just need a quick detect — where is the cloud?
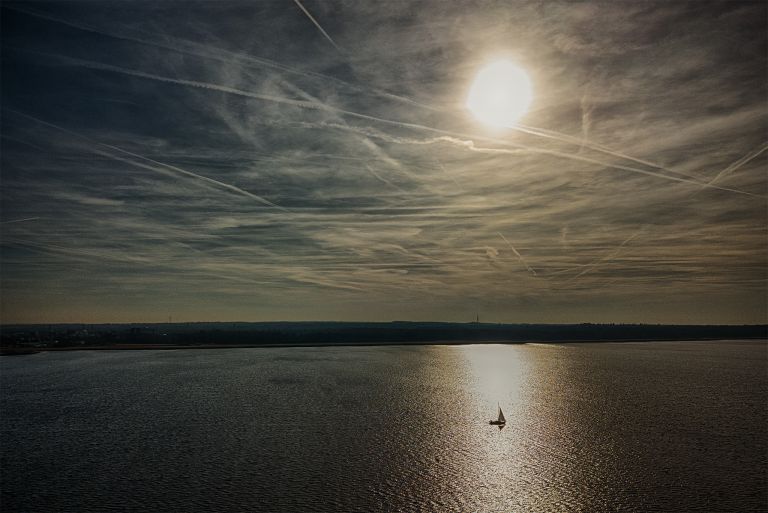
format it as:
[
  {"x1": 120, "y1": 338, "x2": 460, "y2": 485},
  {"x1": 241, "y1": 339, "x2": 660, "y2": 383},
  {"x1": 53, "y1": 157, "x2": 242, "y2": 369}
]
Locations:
[{"x1": 1, "y1": 0, "x2": 765, "y2": 324}]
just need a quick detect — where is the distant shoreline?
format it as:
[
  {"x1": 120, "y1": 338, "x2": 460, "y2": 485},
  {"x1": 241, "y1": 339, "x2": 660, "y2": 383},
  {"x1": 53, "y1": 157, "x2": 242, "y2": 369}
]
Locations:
[
  {"x1": 2, "y1": 337, "x2": 765, "y2": 356},
  {"x1": 3, "y1": 322, "x2": 764, "y2": 356}
]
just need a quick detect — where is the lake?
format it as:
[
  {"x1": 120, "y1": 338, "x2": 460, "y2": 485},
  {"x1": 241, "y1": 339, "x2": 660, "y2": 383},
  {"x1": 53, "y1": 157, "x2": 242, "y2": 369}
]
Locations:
[{"x1": 1, "y1": 341, "x2": 765, "y2": 512}]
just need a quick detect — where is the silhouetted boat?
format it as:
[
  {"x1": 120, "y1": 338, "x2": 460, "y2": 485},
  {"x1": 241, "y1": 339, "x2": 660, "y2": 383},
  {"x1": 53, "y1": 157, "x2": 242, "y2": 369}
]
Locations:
[{"x1": 489, "y1": 405, "x2": 506, "y2": 426}]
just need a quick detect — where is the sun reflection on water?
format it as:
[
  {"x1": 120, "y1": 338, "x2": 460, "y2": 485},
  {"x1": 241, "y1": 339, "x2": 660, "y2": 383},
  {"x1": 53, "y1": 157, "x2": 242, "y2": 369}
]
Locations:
[
  {"x1": 456, "y1": 343, "x2": 535, "y2": 511},
  {"x1": 460, "y1": 344, "x2": 531, "y2": 423}
]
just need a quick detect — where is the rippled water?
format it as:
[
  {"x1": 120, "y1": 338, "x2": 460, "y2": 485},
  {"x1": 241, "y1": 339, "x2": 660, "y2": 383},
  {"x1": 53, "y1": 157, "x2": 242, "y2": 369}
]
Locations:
[{"x1": 1, "y1": 341, "x2": 766, "y2": 512}]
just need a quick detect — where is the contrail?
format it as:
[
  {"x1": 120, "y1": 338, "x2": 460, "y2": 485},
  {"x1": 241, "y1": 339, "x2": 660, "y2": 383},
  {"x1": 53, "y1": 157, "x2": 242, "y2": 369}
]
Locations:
[
  {"x1": 706, "y1": 142, "x2": 768, "y2": 186},
  {"x1": 365, "y1": 164, "x2": 407, "y2": 193},
  {"x1": 579, "y1": 92, "x2": 593, "y2": 153},
  {"x1": 1, "y1": 133, "x2": 48, "y2": 151},
  {"x1": 436, "y1": 159, "x2": 460, "y2": 187},
  {"x1": 7, "y1": 110, "x2": 290, "y2": 212},
  {"x1": 358, "y1": 137, "x2": 406, "y2": 172},
  {"x1": 5, "y1": 238, "x2": 148, "y2": 264},
  {"x1": 317, "y1": 121, "x2": 762, "y2": 197},
  {"x1": 8, "y1": 2, "x2": 758, "y2": 192},
  {"x1": 95, "y1": 147, "x2": 290, "y2": 211},
  {"x1": 513, "y1": 123, "x2": 708, "y2": 185},
  {"x1": 16, "y1": 51, "x2": 764, "y2": 197},
  {"x1": 303, "y1": 121, "x2": 762, "y2": 197},
  {"x1": 0, "y1": 217, "x2": 40, "y2": 224},
  {"x1": 280, "y1": 79, "x2": 414, "y2": 182},
  {"x1": 6, "y1": 4, "x2": 437, "y2": 111},
  {"x1": 8, "y1": 238, "x2": 283, "y2": 286},
  {"x1": 568, "y1": 230, "x2": 643, "y2": 281},
  {"x1": 497, "y1": 232, "x2": 537, "y2": 276},
  {"x1": 292, "y1": 0, "x2": 341, "y2": 52}
]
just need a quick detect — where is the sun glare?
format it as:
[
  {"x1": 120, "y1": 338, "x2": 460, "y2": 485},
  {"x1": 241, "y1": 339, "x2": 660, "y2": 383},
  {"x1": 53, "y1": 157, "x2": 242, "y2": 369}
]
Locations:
[{"x1": 467, "y1": 59, "x2": 532, "y2": 128}]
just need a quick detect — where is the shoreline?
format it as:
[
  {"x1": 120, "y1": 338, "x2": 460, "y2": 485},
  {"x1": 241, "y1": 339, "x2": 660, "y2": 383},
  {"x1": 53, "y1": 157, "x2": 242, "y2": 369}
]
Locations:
[{"x1": 2, "y1": 337, "x2": 765, "y2": 356}]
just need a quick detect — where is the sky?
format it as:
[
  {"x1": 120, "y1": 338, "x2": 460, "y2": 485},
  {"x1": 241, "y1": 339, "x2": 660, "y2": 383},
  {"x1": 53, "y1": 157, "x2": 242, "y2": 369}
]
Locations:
[{"x1": 1, "y1": 0, "x2": 766, "y2": 324}]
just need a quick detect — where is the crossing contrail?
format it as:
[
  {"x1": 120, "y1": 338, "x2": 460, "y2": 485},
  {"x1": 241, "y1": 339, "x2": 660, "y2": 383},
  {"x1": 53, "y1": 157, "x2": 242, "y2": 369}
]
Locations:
[
  {"x1": 498, "y1": 232, "x2": 537, "y2": 276},
  {"x1": 706, "y1": 142, "x2": 768, "y2": 187},
  {"x1": 13, "y1": 51, "x2": 765, "y2": 198},
  {"x1": 8, "y1": 110, "x2": 290, "y2": 212},
  {"x1": 6, "y1": 4, "x2": 437, "y2": 111},
  {"x1": 568, "y1": 230, "x2": 643, "y2": 281},
  {"x1": 8, "y1": 1, "x2": 761, "y2": 193}
]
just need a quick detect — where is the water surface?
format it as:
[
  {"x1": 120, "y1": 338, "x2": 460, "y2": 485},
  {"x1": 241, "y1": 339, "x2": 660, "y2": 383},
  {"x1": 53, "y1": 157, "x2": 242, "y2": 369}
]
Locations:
[{"x1": 1, "y1": 341, "x2": 765, "y2": 511}]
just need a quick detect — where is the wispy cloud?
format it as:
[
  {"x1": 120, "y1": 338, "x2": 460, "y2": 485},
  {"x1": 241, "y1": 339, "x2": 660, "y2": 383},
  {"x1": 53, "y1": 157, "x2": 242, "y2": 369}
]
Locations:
[{"x1": 1, "y1": 0, "x2": 765, "y2": 323}]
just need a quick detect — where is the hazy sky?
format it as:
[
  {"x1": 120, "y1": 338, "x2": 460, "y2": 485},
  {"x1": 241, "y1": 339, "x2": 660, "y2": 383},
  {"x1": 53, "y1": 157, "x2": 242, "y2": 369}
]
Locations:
[{"x1": 1, "y1": 1, "x2": 766, "y2": 324}]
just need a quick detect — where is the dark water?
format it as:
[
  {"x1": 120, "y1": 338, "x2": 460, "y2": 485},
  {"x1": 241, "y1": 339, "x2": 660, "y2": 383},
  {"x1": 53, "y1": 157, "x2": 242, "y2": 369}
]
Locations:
[{"x1": 1, "y1": 341, "x2": 766, "y2": 512}]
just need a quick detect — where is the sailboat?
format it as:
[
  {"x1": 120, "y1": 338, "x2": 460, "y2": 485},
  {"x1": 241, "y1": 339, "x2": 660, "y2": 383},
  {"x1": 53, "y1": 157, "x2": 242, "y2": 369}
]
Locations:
[{"x1": 489, "y1": 405, "x2": 506, "y2": 426}]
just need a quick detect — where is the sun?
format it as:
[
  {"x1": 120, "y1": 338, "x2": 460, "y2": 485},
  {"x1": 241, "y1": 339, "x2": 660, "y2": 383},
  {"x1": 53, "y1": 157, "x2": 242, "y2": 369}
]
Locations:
[{"x1": 467, "y1": 59, "x2": 532, "y2": 128}]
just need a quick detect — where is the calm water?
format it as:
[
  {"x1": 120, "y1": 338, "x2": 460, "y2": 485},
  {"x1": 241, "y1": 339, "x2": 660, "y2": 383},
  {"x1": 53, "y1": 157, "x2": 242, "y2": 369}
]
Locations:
[{"x1": 1, "y1": 341, "x2": 766, "y2": 512}]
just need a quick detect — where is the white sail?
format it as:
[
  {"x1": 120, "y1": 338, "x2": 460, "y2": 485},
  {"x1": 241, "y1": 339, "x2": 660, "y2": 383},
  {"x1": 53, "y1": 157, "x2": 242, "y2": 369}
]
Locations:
[{"x1": 497, "y1": 407, "x2": 506, "y2": 423}]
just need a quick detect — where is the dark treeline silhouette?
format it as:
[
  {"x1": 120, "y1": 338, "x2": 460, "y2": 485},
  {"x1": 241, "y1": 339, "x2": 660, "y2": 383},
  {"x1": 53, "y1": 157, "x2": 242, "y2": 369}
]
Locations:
[{"x1": 1, "y1": 322, "x2": 765, "y2": 352}]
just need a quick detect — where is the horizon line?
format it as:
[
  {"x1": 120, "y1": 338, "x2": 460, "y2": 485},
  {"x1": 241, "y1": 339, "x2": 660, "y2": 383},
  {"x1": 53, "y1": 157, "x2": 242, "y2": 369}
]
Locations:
[{"x1": 2, "y1": 320, "x2": 766, "y2": 327}]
